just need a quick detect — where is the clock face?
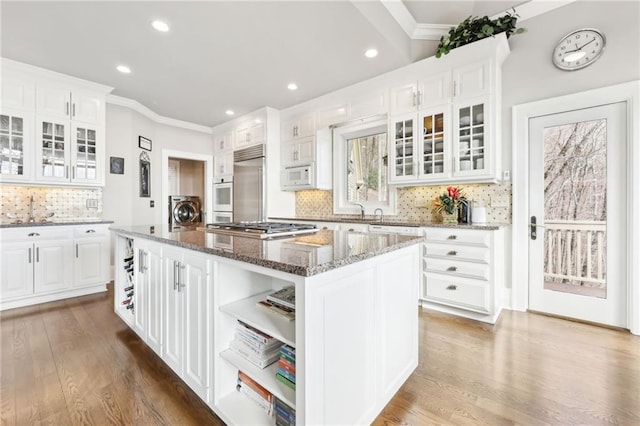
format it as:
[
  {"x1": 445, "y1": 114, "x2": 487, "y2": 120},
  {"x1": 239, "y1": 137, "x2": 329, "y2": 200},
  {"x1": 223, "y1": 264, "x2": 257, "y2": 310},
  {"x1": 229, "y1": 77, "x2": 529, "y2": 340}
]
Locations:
[{"x1": 552, "y1": 28, "x2": 606, "y2": 71}]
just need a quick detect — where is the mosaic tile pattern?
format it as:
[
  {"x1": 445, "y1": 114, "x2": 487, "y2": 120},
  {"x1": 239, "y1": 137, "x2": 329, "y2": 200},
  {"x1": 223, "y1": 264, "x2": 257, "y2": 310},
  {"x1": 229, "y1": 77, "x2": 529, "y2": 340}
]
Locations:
[
  {"x1": 296, "y1": 182, "x2": 512, "y2": 223},
  {"x1": 0, "y1": 185, "x2": 103, "y2": 224}
]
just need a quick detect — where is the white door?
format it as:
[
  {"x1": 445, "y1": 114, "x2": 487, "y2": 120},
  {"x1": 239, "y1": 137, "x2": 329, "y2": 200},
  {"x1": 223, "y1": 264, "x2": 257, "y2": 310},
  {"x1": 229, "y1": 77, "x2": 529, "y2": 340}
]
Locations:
[{"x1": 529, "y1": 102, "x2": 627, "y2": 327}]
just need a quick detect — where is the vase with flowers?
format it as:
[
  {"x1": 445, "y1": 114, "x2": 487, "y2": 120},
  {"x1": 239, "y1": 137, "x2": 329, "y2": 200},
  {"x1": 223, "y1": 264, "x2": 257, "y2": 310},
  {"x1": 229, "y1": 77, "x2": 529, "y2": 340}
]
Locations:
[{"x1": 432, "y1": 186, "x2": 466, "y2": 224}]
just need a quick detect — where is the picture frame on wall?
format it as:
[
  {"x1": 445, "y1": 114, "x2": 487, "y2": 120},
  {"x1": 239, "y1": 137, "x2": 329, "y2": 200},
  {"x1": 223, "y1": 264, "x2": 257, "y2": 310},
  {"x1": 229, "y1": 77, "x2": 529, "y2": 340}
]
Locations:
[
  {"x1": 109, "y1": 157, "x2": 124, "y2": 174},
  {"x1": 140, "y1": 151, "x2": 151, "y2": 197},
  {"x1": 138, "y1": 135, "x2": 152, "y2": 151}
]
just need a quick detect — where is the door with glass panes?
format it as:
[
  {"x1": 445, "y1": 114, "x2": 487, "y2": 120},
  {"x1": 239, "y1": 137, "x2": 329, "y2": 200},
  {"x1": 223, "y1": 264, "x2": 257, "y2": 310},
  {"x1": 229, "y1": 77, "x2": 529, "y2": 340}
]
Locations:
[
  {"x1": 418, "y1": 106, "x2": 449, "y2": 179},
  {"x1": 389, "y1": 113, "x2": 416, "y2": 182},
  {"x1": 0, "y1": 110, "x2": 32, "y2": 181},
  {"x1": 453, "y1": 97, "x2": 489, "y2": 176}
]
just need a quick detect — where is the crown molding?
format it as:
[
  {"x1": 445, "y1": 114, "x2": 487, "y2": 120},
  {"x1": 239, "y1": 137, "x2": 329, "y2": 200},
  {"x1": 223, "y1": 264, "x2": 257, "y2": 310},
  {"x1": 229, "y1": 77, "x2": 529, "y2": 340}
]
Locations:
[
  {"x1": 382, "y1": 0, "x2": 578, "y2": 40},
  {"x1": 106, "y1": 94, "x2": 212, "y2": 134}
]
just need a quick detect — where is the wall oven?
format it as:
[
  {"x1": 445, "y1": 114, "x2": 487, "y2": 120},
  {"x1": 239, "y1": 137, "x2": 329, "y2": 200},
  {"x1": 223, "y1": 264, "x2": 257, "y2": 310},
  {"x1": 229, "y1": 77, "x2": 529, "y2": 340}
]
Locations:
[
  {"x1": 212, "y1": 211, "x2": 233, "y2": 223},
  {"x1": 213, "y1": 181, "x2": 233, "y2": 212}
]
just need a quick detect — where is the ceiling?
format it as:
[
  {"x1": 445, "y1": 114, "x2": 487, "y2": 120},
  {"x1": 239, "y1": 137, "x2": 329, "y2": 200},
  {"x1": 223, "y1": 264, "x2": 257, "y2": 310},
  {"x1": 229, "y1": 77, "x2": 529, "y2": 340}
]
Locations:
[{"x1": 1, "y1": 1, "x2": 545, "y2": 128}]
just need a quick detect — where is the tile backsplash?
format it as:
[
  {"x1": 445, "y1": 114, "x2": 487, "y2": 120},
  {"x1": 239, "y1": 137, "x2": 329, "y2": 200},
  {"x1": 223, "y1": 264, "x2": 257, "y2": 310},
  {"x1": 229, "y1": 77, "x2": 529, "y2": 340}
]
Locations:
[
  {"x1": 0, "y1": 185, "x2": 103, "y2": 224},
  {"x1": 296, "y1": 182, "x2": 512, "y2": 223}
]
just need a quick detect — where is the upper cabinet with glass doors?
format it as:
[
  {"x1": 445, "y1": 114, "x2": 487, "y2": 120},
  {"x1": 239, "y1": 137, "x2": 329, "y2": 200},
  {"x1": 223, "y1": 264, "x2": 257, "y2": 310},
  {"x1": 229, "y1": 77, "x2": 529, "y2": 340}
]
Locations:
[
  {"x1": 388, "y1": 33, "x2": 509, "y2": 185},
  {"x1": 0, "y1": 59, "x2": 111, "y2": 186}
]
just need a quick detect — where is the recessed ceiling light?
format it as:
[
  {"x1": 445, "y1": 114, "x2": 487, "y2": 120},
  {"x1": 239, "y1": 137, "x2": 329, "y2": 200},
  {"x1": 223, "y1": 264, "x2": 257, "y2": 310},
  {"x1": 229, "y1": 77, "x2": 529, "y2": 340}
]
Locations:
[
  {"x1": 225, "y1": 110, "x2": 235, "y2": 116},
  {"x1": 287, "y1": 83, "x2": 298, "y2": 91},
  {"x1": 116, "y1": 65, "x2": 131, "y2": 74},
  {"x1": 152, "y1": 20, "x2": 170, "y2": 32},
  {"x1": 365, "y1": 48, "x2": 378, "y2": 58}
]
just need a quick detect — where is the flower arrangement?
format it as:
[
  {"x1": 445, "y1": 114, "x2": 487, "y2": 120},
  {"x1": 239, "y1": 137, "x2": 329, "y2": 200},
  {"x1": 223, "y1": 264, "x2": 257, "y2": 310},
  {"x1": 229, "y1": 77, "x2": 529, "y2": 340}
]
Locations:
[{"x1": 432, "y1": 186, "x2": 466, "y2": 215}]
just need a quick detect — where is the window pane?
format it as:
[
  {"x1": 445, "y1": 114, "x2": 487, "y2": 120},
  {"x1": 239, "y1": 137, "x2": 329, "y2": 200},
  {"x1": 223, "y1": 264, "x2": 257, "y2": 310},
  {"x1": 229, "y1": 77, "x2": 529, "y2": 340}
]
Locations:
[{"x1": 347, "y1": 132, "x2": 387, "y2": 203}]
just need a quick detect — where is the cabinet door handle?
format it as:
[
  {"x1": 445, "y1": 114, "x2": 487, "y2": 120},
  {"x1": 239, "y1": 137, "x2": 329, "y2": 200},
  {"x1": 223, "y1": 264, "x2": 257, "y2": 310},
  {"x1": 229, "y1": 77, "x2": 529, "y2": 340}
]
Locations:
[
  {"x1": 72, "y1": 103, "x2": 76, "y2": 117},
  {"x1": 65, "y1": 165, "x2": 69, "y2": 178},
  {"x1": 28, "y1": 247, "x2": 32, "y2": 264},
  {"x1": 28, "y1": 232, "x2": 40, "y2": 237},
  {"x1": 447, "y1": 250, "x2": 458, "y2": 256},
  {"x1": 85, "y1": 229, "x2": 96, "y2": 233},
  {"x1": 76, "y1": 244, "x2": 79, "y2": 258},
  {"x1": 447, "y1": 266, "x2": 458, "y2": 271},
  {"x1": 412, "y1": 92, "x2": 417, "y2": 107},
  {"x1": 66, "y1": 102, "x2": 70, "y2": 116},
  {"x1": 36, "y1": 247, "x2": 40, "y2": 263},
  {"x1": 417, "y1": 90, "x2": 421, "y2": 107},
  {"x1": 139, "y1": 249, "x2": 145, "y2": 273},
  {"x1": 72, "y1": 166, "x2": 76, "y2": 179},
  {"x1": 173, "y1": 261, "x2": 179, "y2": 290},
  {"x1": 178, "y1": 264, "x2": 186, "y2": 292},
  {"x1": 447, "y1": 235, "x2": 458, "y2": 240},
  {"x1": 453, "y1": 81, "x2": 457, "y2": 97},
  {"x1": 446, "y1": 284, "x2": 458, "y2": 290}
]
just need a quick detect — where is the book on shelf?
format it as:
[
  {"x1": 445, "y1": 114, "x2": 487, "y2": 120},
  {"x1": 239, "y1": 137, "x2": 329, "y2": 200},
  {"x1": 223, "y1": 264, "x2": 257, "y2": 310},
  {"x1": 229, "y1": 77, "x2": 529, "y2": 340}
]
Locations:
[
  {"x1": 234, "y1": 332, "x2": 283, "y2": 355},
  {"x1": 237, "y1": 371, "x2": 274, "y2": 415},
  {"x1": 276, "y1": 366, "x2": 296, "y2": 384},
  {"x1": 230, "y1": 339, "x2": 281, "y2": 369},
  {"x1": 236, "y1": 320, "x2": 281, "y2": 346},
  {"x1": 278, "y1": 357, "x2": 296, "y2": 375},
  {"x1": 267, "y1": 286, "x2": 295, "y2": 310},
  {"x1": 279, "y1": 344, "x2": 296, "y2": 360},
  {"x1": 274, "y1": 397, "x2": 296, "y2": 426},
  {"x1": 275, "y1": 372, "x2": 296, "y2": 390},
  {"x1": 256, "y1": 299, "x2": 295, "y2": 321}
]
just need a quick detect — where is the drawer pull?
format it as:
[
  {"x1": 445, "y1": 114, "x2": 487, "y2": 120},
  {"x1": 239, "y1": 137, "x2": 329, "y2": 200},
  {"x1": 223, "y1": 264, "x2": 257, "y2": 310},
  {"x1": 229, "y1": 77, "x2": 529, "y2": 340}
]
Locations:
[
  {"x1": 447, "y1": 250, "x2": 457, "y2": 256},
  {"x1": 85, "y1": 229, "x2": 96, "y2": 233},
  {"x1": 28, "y1": 232, "x2": 40, "y2": 237},
  {"x1": 446, "y1": 285, "x2": 458, "y2": 291},
  {"x1": 447, "y1": 235, "x2": 458, "y2": 240},
  {"x1": 447, "y1": 266, "x2": 458, "y2": 271}
]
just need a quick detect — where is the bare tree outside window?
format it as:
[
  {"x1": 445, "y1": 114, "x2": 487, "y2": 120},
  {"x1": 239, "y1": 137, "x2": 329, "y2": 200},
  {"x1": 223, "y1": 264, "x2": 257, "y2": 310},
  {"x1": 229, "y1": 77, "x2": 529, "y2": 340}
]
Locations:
[
  {"x1": 347, "y1": 132, "x2": 387, "y2": 203},
  {"x1": 543, "y1": 119, "x2": 607, "y2": 298}
]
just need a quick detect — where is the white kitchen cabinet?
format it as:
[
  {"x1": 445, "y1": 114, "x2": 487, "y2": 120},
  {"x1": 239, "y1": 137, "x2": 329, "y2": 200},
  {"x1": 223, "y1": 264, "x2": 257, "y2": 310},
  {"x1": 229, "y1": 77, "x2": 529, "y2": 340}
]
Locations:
[
  {"x1": 0, "y1": 59, "x2": 110, "y2": 187},
  {"x1": 281, "y1": 136, "x2": 315, "y2": 166},
  {"x1": 214, "y1": 151, "x2": 233, "y2": 182},
  {"x1": 316, "y1": 104, "x2": 348, "y2": 129},
  {"x1": 0, "y1": 109, "x2": 33, "y2": 182},
  {"x1": 388, "y1": 112, "x2": 417, "y2": 182},
  {"x1": 281, "y1": 113, "x2": 315, "y2": 140},
  {"x1": 234, "y1": 120, "x2": 264, "y2": 149},
  {"x1": 213, "y1": 129, "x2": 234, "y2": 152},
  {"x1": 420, "y1": 226, "x2": 505, "y2": 324},
  {"x1": 163, "y1": 246, "x2": 211, "y2": 401},
  {"x1": 73, "y1": 225, "x2": 109, "y2": 288},
  {"x1": 452, "y1": 60, "x2": 490, "y2": 99},
  {"x1": 134, "y1": 238, "x2": 163, "y2": 355},
  {"x1": 0, "y1": 224, "x2": 110, "y2": 311},
  {"x1": 452, "y1": 96, "x2": 492, "y2": 177}
]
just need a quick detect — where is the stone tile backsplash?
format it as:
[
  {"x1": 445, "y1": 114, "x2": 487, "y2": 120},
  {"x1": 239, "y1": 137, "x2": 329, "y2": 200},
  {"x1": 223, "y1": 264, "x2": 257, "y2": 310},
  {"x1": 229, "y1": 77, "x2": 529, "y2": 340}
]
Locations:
[
  {"x1": 0, "y1": 185, "x2": 103, "y2": 224},
  {"x1": 296, "y1": 182, "x2": 512, "y2": 223}
]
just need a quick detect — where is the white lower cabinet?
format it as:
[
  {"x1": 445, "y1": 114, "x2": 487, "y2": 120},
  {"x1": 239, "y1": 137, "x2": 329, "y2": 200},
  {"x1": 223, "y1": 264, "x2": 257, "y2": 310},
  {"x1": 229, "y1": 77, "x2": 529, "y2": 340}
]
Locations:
[
  {"x1": 162, "y1": 246, "x2": 211, "y2": 402},
  {"x1": 0, "y1": 224, "x2": 108, "y2": 311},
  {"x1": 133, "y1": 238, "x2": 162, "y2": 354},
  {"x1": 420, "y1": 226, "x2": 505, "y2": 323}
]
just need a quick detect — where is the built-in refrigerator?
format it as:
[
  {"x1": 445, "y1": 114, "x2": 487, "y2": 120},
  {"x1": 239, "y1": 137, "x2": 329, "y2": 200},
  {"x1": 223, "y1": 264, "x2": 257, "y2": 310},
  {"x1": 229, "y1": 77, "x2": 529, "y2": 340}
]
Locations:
[{"x1": 233, "y1": 145, "x2": 266, "y2": 222}]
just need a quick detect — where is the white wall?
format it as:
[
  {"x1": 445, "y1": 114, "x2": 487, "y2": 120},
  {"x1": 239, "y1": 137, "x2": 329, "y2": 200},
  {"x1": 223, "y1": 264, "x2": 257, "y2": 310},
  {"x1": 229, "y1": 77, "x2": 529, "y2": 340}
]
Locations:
[{"x1": 103, "y1": 104, "x2": 212, "y2": 227}]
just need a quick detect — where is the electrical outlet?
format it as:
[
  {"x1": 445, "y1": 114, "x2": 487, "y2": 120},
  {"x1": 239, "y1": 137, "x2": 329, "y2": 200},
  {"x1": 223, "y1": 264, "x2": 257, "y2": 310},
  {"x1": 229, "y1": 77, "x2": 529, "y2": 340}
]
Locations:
[
  {"x1": 150, "y1": 200, "x2": 154, "y2": 208},
  {"x1": 503, "y1": 170, "x2": 511, "y2": 181},
  {"x1": 86, "y1": 199, "x2": 99, "y2": 209}
]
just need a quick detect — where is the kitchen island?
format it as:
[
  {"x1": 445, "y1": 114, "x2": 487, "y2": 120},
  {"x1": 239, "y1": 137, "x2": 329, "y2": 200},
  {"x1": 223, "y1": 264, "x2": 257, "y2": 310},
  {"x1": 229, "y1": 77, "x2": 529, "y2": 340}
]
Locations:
[{"x1": 111, "y1": 225, "x2": 422, "y2": 425}]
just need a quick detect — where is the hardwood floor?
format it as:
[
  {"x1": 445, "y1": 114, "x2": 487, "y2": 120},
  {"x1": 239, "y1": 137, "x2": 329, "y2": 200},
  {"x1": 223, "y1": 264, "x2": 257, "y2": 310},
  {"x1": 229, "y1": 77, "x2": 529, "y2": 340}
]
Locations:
[{"x1": 1, "y1": 285, "x2": 639, "y2": 425}]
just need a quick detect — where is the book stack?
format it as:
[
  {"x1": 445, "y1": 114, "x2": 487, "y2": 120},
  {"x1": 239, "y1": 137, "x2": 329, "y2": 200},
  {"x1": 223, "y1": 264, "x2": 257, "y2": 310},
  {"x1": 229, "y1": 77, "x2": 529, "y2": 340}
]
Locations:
[
  {"x1": 257, "y1": 286, "x2": 296, "y2": 321},
  {"x1": 236, "y1": 371, "x2": 274, "y2": 415},
  {"x1": 275, "y1": 344, "x2": 296, "y2": 390},
  {"x1": 230, "y1": 320, "x2": 283, "y2": 369},
  {"x1": 274, "y1": 396, "x2": 296, "y2": 426}
]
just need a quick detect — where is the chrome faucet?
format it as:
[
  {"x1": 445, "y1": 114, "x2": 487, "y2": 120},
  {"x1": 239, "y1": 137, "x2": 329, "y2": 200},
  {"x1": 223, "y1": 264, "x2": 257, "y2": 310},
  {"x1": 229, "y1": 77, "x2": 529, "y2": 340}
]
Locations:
[
  {"x1": 354, "y1": 203, "x2": 365, "y2": 220},
  {"x1": 374, "y1": 208, "x2": 384, "y2": 223},
  {"x1": 27, "y1": 195, "x2": 36, "y2": 223}
]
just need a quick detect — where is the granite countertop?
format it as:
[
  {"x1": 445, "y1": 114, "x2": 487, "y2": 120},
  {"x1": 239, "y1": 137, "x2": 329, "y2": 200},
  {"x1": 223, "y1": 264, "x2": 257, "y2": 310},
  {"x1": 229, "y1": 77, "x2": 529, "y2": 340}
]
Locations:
[
  {"x1": 110, "y1": 224, "x2": 423, "y2": 277},
  {"x1": 269, "y1": 216, "x2": 508, "y2": 230},
  {"x1": 0, "y1": 219, "x2": 114, "y2": 228}
]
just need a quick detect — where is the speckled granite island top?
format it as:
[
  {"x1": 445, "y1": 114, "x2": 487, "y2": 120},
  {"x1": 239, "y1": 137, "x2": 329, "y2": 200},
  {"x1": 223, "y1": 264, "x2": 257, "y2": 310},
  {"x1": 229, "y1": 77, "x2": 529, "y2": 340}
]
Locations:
[
  {"x1": 110, "y1": 225, "x2": 423, "y2": 277},
  {"x1": 0, "y1": 219, "x2": 114, "y2": 228},
  {"x1": 269, "y1": 216, "x2": 508, "y2": 230}
]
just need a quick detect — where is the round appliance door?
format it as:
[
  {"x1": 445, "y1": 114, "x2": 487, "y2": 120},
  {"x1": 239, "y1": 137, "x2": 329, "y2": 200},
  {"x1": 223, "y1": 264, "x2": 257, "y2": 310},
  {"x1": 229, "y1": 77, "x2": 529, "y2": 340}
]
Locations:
[{"x1": 173, "y1": 201, "x2": 200, "y2": 225}]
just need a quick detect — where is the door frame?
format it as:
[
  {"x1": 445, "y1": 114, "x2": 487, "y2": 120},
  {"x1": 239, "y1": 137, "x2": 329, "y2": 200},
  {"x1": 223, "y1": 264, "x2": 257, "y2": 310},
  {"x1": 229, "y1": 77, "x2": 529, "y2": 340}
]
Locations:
[{"x1": 512, "y1": 80, "x2": 640, "y2": 335}]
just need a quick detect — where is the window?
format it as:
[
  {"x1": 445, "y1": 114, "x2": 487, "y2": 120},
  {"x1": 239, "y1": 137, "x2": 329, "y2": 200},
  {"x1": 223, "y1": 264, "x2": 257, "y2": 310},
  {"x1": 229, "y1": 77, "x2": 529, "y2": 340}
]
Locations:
[{"x1": 333, "y1": 117, "x2": 396, "y2": 215}]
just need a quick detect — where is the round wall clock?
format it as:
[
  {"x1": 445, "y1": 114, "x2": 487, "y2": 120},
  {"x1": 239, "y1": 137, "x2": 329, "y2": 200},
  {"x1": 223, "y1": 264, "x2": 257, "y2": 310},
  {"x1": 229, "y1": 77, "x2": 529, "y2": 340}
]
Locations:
[{"x1": 552, "y1": 28, "x2": 606, "y2": 71}]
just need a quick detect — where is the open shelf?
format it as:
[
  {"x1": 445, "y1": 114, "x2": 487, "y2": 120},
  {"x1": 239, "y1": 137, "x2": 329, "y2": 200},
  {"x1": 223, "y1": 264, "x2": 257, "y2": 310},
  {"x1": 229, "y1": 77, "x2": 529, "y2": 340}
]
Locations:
[
  {"x1": 221, "y1": 349, "x2": 296, "y2": 408},
  {"x1": 217, "y1": 391, "x2": 274, "y2": 426},
  {"x1": 220, "y1": 291, "x2": 296, "y2": 347}
]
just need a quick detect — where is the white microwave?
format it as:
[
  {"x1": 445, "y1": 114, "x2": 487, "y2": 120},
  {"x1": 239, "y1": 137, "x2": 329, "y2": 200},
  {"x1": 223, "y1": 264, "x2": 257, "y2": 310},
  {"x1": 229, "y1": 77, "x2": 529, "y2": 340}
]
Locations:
[
  {"x1": 213, "y1": 181, "x2": 233, "y2": 211},
  {"x1": 282, "y1": 163, "x2": 314, "y2": 190}
]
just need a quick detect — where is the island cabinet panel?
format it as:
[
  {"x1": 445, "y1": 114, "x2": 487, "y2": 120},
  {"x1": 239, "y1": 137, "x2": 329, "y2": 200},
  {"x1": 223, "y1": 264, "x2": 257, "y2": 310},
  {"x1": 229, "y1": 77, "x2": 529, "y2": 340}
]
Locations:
[{"x1": 134, "y1": 238, "x2": 162, "y2": 355}]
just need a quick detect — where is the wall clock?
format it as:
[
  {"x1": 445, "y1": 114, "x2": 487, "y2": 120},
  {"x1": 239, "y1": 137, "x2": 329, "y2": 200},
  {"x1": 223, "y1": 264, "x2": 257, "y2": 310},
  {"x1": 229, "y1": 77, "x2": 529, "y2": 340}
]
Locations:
[{"x1": 552, "y1": 28, "x2": 606, "y2": 71}]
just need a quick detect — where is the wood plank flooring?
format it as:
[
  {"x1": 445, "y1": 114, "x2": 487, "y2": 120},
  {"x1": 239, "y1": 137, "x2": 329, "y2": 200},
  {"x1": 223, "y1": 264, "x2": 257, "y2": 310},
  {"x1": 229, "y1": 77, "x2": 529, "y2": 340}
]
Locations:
[{"x1": 1, "y1": 284, "x2": 639, "y2": 425}]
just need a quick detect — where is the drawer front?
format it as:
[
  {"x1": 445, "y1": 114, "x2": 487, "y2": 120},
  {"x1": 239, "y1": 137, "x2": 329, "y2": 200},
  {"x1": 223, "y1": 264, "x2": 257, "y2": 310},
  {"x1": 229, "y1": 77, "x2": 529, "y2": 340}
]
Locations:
[
  {"x1": 423, "y1": 243, "x2": 489, "y2": 263},
  {"x1": 423, "y1": 228, "x2": 491, "y2": 247},
  {"x1": 0, "y1": 226, "x2": 73, "y2": 242},
  {"x1": 423, "y1": 257, "x2": 489, "y2": 280},
  {"x1": 73, "y1": 224, "x2": 110, "y2": 238},
  {"x1": 424, "y1": 273, "x2": 490, "y2": 313}
]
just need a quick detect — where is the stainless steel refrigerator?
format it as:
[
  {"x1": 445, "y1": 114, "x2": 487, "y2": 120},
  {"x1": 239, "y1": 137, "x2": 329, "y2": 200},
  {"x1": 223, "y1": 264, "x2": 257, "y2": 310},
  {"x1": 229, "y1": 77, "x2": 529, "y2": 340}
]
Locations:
[{"x1": 233, "y1": 145, "x2": 266, "y2": 222}]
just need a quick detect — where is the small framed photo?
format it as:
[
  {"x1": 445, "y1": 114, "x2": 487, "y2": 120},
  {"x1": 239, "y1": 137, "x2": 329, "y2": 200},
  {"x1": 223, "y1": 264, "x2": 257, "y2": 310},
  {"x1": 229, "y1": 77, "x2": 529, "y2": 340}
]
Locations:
[
  {"x1": 138, "y1": 136, "x2": 152, "y2": 151},
  {"x1": 109, "y1": 157, "x2": 124, "y2": 174}
]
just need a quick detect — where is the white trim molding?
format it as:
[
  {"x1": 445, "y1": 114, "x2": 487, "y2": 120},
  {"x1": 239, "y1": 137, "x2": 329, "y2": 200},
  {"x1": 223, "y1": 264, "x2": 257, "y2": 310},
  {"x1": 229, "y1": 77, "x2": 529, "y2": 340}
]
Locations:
[
  {"x1": 107, "y1": 94, "x2": 212, "y2": 135},
  {"x1": 512, "y1": 80, "x2": 640, "y2": 335}
]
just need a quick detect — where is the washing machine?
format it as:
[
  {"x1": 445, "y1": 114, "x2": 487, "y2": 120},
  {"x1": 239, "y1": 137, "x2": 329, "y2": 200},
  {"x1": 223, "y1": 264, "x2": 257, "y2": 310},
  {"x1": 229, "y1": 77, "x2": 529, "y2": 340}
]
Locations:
[{"x1": 169, "y1": 195, "x2": 201, "y2": 226}]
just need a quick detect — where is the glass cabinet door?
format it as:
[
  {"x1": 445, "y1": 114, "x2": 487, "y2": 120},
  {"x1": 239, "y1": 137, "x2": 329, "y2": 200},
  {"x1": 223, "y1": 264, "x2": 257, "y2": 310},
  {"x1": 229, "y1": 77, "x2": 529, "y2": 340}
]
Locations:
[
  {"x1": 456, "y1": 101, "x2": 486, "y2": 173},
  {"x1": 73, "y1": 125, "x2": 98, "y2": 181},
  {"x1": 37, "y1": 118, "x2": 70, "y2": 182},
  {"x1": 390, "y1": 115, "x2": 415, "y2": 181},
  {"x1": 420, "y1": 110, "x2": 447, "y2": 177},
  {"x1": 0, "y1": 112, "x2": 30, "y2": 180}
]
